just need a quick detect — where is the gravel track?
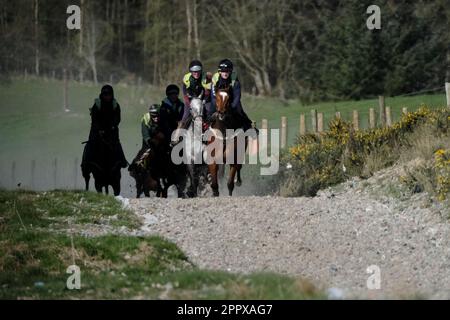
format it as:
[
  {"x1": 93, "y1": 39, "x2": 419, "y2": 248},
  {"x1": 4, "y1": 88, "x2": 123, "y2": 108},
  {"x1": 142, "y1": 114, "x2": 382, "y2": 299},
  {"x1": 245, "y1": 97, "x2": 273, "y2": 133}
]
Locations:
[{"x1": 128, "y1": 166, "x2": 450, "y2": 299}]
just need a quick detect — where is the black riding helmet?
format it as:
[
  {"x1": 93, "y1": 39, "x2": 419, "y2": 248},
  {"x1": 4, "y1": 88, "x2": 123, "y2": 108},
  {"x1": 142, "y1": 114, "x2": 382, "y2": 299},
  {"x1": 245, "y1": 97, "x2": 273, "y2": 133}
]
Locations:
[
  {"x1": 189, "y1": 60, "x2": 203, "y2": 72},
  {"x1": 100, "y1": 84, "x2": 114, "y2": 99},
  {"x1": 218, "y1": 59, "x2": 233, "y2": 72},
  {"x1": 149, "y1": 104, "x2": 160, "y2": 122},
  {"x1": 166, "y1": 84, "x2": 180, "y2": 96}
]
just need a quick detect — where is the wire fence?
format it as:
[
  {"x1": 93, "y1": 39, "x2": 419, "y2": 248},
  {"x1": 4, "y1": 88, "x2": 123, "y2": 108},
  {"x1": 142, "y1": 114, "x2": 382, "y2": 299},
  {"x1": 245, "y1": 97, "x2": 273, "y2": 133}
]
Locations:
[{"x1": 0, "y1": 157, "x2": 137, "y2": 198}]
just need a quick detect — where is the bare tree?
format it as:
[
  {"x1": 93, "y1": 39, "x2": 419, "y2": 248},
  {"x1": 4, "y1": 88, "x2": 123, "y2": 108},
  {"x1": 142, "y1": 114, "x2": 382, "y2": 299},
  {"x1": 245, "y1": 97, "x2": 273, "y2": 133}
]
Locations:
[
  {"x1": 186, "y1": 0, "x2": 192, "y2": 57},
  {"x1": 82, "y1": 6, "x2": 113, "y2": 85},
  {"x1": 34, "y1": 0, "x2": 39, "y2": 76},
  {"x1": 193, "y1": 0, "x2": 201, "y2": 59}
]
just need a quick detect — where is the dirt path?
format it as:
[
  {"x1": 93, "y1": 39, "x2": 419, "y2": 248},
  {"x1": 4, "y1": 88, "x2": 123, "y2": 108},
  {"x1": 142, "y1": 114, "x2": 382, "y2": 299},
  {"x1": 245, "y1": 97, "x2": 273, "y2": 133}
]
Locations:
[{"x1": 128, "y1": 166, "x2": 450, "y2": 299}]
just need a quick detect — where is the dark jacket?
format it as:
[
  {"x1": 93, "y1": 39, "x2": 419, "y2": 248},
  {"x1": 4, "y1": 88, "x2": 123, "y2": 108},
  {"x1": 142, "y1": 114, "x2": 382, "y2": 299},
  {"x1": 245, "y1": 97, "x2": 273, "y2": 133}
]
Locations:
[
  {"x1": 88, "y1": 98, "x2": 121, "y2": 142},
  {"x1": 159, "y1": 97, "x2": 184, "y2": 137},
  {"x1": 211, "y1": 74, "x2": 242, "y2": 112}
]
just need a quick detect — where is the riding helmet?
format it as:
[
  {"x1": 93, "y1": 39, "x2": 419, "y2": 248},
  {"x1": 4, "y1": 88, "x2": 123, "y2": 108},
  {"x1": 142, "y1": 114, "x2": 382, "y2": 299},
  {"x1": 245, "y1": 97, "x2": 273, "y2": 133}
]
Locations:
[
  {"x1": 166, "y1": 84, "x2": 180, "y2": 96},
  {"x1": 149, "y1": 104, "x2": 160, "y2": 117},
  {"x1": 189, "y1": 60, "x2": 203, "y2": 72},
  {"x1": 100, "y1": 84, "x2": 114, "y2": 99},
  {"x1": 218, "y1": 59, "x2": 233, "y2": 72}
]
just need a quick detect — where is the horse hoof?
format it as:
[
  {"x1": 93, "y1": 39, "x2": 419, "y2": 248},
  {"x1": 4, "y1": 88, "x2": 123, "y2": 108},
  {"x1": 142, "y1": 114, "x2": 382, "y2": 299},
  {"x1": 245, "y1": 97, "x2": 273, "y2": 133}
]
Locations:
[
  {"x1": 235, "y1": 180, "x2": 242, "y2": 187},
  {"x1": 213, "y1": 190, "x2": 219, "y2": 197}
]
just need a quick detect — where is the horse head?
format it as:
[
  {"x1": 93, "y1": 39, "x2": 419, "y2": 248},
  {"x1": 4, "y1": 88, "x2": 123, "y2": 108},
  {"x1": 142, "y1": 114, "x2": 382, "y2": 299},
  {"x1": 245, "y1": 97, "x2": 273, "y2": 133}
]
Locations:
[
  {"x1": 151, "y1": 130, "x2": 166, "y2": 149},
  {"x1": 215, "y1": 87, "x2": 231, "y2": 121},
  {"x1": 190, "y1": 97, "x2": 203, "y2": 120}
]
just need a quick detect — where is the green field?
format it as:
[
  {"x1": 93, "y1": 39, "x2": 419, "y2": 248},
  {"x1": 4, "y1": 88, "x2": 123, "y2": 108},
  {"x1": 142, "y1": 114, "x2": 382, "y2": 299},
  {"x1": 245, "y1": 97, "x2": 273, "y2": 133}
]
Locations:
[{"x1": 0, "y1": 77, "x2": 447, "y2": 192}]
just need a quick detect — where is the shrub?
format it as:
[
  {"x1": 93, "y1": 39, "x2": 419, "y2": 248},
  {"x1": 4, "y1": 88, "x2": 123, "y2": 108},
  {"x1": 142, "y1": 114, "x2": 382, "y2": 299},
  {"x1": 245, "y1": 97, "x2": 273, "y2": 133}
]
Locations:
[{"x1": 281, "y1": 106, "x2": 450, "y2": 198}]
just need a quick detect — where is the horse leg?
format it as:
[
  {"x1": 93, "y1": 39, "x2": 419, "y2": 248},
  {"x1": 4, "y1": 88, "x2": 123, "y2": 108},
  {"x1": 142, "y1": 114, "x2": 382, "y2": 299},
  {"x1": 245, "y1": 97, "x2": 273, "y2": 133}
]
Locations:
[
  {"x1": 94, "y1": 180, "x2": 103, "y2": 194},
  {"x1": 161, "y1": 178, "x2": 171, "y2": 199},
  {"x1": 143, "y1": 178, "x2": 150, "y2": 197},
  {"x1": 143, "y1": 182, "x2": 150, "y2": 197},
  {"x1": 84, "y1": 175, "x2": 90, "y2": 191},
  {"x1": 156, "y1": 179, "x2": 163, "y2": 198},
  {"x1": 218, "y1": 163, "x2": 225, "y2": 180},
  {"x1": 235, "y1": 137, "x2": 245, "y2": 187},
  {"x1": 236, "y1": 164, "x2": 242, "y2": 187},
  {"x1": 187, "y1": 164, "x2": 197, "y2": 198},
  {"x1": 176, "y1": 167, "x2": 187, "y2": 198},
  {"x1": 105, "y1": 185, "x2": 109, "y2": 195},
  {"x1": 208, "y1": 163, "x2": 219, "y2": 197},
  {"x1": 136, "y1": 180, "x2": 142, "y2": 198},
  {"x1": 112, "y1": 179, "x2": 121, "y2": 197},
  {"x1": 227, "y1": 165, "x2": 237, "y2": 196},
  {"x1": 82, "y1": 166, "x2": 90, "y2": 191}
]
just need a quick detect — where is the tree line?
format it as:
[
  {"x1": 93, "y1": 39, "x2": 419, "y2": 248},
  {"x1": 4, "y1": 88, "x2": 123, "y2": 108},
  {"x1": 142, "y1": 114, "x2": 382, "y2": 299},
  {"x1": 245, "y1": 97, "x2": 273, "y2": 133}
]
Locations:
[{"x1": 0, "y1": 0, "x2": 448, "y2": 102}]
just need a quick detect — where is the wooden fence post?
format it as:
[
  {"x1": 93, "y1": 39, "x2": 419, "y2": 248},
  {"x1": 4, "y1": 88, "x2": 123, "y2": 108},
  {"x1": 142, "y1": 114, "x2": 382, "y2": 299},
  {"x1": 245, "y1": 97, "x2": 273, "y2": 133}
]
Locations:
[
  {"x1": 379, "y1": 95, "x2": 386, "y2": 126},
  {"x1": 73, "y1": 158, "x2": 79, "y2": 189},
  {"x1": 11, "y1": 161, "x2": 16, "y2": 188},
  {"x1": 446, "y1": 82, "x2": 450, "y2": 107},
  {"x1": 369, "y1": 108, "x2": 376, "y2": 128},
  {"x1": 299, "y1": 114, "x2": 306, "y2": 135},
  {"x1": 402, "y1": 107, "x2": 408, "y2": 115},
  {"x1": 248, "y1": 121, "x2": 259, "y2": 158},
  {"x1": 281, "y1": 116, "x2": 287, "y2": 149},
  {"x1": 31, "y1": 159, "x2": 36, "y2": 189},
  {"x1": 311, "y1": 109, "x2": 318, "y2": 133},
  {"x1": 53, "y1": 158, "x2": 58, "y2": 189},
  {"x1": 63, "y1": 68, "x2": 69, "y2": 111},
  {"x1": 353, "y1": 110, "x2": 359, "y2": 130},
  {"x1": 261, "y1": 119, "x2": 268, "y2": 131},
  {"x1": 261, "y1": 119, "x2": 268, "y2": 152},
  {"x1": 335, "y1": 111, "x2": 341, "y2": 119},
  {"x1": 386, "y1": 106, "x2": 392, "y2": 126},
  {"x1": 317, "y1": 113, "x2": 324, "y2": 132}
]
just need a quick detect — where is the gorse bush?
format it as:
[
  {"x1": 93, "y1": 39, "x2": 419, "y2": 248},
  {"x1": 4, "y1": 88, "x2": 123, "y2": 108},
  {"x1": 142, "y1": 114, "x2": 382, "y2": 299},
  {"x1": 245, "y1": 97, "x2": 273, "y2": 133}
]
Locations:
[
  {"x1": 435, "y1": 149, "x2": 450, "y2": 201},
  {"x1": 280, "y1": 106, "x2": 450, "y2": 199}
]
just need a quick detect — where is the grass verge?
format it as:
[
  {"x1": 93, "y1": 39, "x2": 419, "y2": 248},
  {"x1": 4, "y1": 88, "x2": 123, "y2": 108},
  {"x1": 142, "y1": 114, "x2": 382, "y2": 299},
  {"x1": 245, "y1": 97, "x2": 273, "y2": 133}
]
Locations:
[{"x1": 0, "y1": 189, "x2": 322, "y2": 299}]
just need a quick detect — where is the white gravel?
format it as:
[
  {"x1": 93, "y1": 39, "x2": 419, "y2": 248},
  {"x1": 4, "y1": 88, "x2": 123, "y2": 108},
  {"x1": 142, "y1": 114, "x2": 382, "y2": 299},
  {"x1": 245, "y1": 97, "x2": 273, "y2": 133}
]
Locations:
[{"x1": 127, "y1": 165, "x2": 450, "y2": 299}]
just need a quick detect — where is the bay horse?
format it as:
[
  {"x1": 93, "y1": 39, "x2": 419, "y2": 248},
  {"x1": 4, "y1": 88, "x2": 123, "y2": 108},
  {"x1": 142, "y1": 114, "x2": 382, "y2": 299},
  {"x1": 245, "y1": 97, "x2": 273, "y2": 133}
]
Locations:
[
  {"x1": 207, "y1": 87, "x2": 248, "y2": 196},
  {"x1": 128, "y1": 130, "x2": 166, "y2": 198},
  {"x1": 129, "y1": 129, "x2": 187, "y2": 198}
]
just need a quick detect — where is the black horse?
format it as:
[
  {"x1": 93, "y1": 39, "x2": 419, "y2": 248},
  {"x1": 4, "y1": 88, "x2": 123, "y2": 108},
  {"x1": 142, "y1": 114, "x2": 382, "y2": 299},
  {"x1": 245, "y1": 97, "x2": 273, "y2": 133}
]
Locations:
[
  {"x1": 81, "y1": 133, "x2": 127, "y2": 196},
  {"x1": 81, "y1": 85, "x2": 128, "y2": 196}
]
